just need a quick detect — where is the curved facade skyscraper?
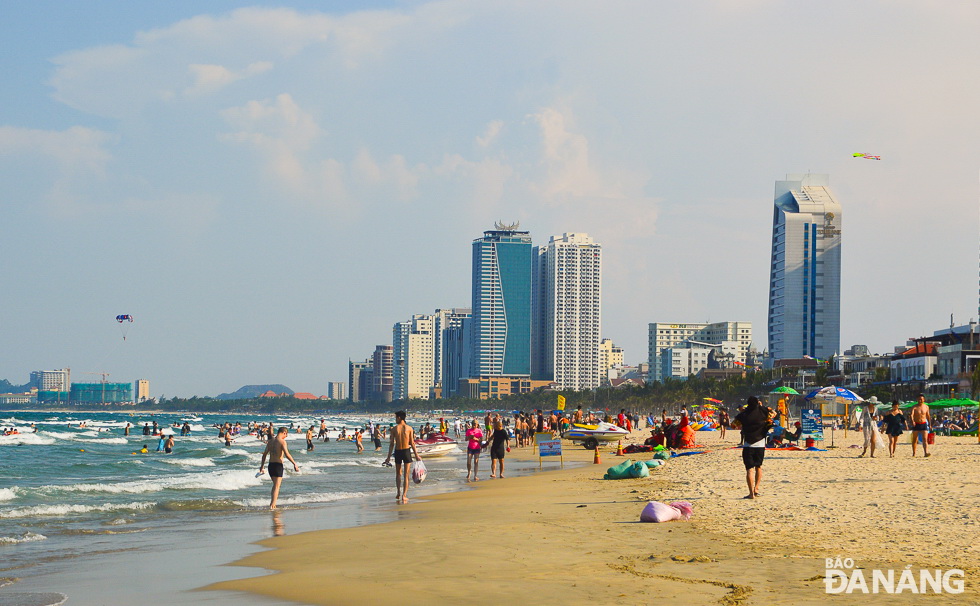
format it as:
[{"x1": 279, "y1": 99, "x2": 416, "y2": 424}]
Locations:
[
  {"x1": 767, "y1": 174, "x2": 842, "y2": 360},
  {"x1": 470, "y1": 227, "x2": 533, "y2": 377}
]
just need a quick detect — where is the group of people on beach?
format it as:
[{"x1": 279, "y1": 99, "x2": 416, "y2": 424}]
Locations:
[{"x1": 855, "y1": 395, "x2": 935, "y2": 458}]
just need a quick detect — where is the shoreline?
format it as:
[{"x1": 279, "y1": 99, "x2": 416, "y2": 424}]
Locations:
[
  {"x1": 0, "y1": 434, "x2": 555, "y2": 606},
  {"x1": 207, "y1": 430, "x2": 980, "y2": 605}
]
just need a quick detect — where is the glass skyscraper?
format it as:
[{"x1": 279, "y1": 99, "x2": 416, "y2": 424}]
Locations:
[
  {"x1": 767, "y1": 174, "x2": 842, "y2": 360},
  {"x1": 470, "y1": 226, "x2": 533, "y2": 377}
]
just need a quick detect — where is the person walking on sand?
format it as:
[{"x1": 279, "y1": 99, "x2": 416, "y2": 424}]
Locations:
[
  {"x1": 881, "y1": 400, "x2": 908, "y2": 458},
  {"x1": 465, "y1": 420, "x2": 483, "y2": 482},
  {"x1": 717, "y1": 407, "x2": 730, "y2": 440},
  {"x1": 258, "y1": 427, "x2": 300, "y2": 510},
  {"x1": 487, "y1": 419, "x2": 510, "y2": 478},
  {"x1": 856, "y1": 402, "x2": 884, "y2": 458},
  {"x1": 733, "y1": 396, "x2": 770, "y2": 499},
  {"x1": 910, "y1": 394, "x2": 931, "y2": 457},
  {"x1": 383, "y1": 411, "x2": 421, "y2": 503}
]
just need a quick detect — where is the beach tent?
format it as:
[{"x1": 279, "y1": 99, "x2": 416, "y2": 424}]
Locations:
[{"x1": 897, "y1": 398, "x2": 978, "y2": 409}]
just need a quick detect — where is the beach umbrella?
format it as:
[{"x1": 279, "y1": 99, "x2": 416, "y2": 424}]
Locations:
[
  {"x1": 770, "y1": 386, "x2": 799, "y2": 395},
  {"x1": 804, "y1": 386, "x2": 863, "y2": 402}
]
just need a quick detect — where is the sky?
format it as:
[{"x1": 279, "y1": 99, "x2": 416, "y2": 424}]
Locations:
[{"x1": 2, "y1": 1, "x2": 979, "y2": 398}]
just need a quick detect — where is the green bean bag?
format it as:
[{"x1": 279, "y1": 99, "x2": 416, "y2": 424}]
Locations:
[
  {"x1": 603, "y1": 459, "x2": 634, "y2": 480},
  {"x1": 628, "y1": 461, "x2": 650, "y2": 478}
]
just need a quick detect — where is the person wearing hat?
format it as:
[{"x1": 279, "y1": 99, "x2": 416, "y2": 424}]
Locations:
[{"x1": 856, "y1": 401, "x2": 885, "y2": 458}]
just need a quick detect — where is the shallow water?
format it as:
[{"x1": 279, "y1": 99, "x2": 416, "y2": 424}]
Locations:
[{"x1": 0, "y1": 410, "x2": 483, "y2": 602}]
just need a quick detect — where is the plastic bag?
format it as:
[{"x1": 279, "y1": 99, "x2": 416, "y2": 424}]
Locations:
[
  {"x1": 412, "y1": 459, "x2": 427, "y2": 484},
  {"x1": 639, "y1": 500, "x2": 694, "y2": 523}
]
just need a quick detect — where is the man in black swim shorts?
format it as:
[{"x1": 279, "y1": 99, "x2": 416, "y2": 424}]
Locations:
[
  {"x1": 383, "y1": 411, "x2": 421, "y2": 503},
  {"x1": 259, "y1": 427, "x2": 299, "y2": 510},
  {"x1": 394, "y1": 448, "x2": 412, "y2": 465}
]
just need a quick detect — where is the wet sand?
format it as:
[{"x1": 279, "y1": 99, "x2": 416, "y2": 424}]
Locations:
[{"x1": 207, "y1": 428, "x2": 980, "y2": 605}]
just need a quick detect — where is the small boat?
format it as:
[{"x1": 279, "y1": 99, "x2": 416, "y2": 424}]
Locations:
[
  {"x1": 562, "y1": 422, "x2": 629, "y2": 449},
  {"x1": 415, "y1": 432, "x2": 459, "y2": 457}
]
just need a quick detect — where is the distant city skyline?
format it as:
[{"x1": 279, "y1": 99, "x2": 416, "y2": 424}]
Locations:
[{"x1": 3, "y1": 3, "x2": 980, "y2": 397}]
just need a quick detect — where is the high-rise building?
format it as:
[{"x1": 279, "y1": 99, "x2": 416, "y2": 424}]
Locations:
[
  {"x1": 393, "y1": 315, "x2": 436, "y2": 400},
  {"x1": 599, "y1": 338, "x2": 624, "y2": 382},
  {"x1": 433, "y1": 308, "x2": 471, "y2": 389},
  {"x1": 442, "y1": 317, "x2": 472, "y2": 398},
  {"x1": 768, "y1": 174, "x2": 842, "y2": 360},
  {"x1": 532, "y1": 233, "x2": 602, "y2": 390},
  {"x1": 371, "y1": 345, "x2": 393, "y2": 402},
  {"x1": 348, "y1": 359, "x2": 373, "y2": 402},
  {"x1": 134, "y1": 379, "x2": 150, "y2": 403},
  {"x1": 31, "y1": 368, "x2": 70, "y2": 392},
  {"x1": 648, "y1": 321, "x2": 752, "y2": 382},
  {"x1": 327, "y1": 382, "x2": 345, "y2": 400},
  {"x1": 470, "y1": 224, "x2": 533, "y2": 378}
]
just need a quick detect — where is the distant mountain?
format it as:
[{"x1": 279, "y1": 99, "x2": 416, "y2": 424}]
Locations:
[
  {"x1": 216, "y1": 384, "x2": 294, "y2": 400},
  {"x1": 0, "y1": 379, "x2": 31, "y2": 393}
]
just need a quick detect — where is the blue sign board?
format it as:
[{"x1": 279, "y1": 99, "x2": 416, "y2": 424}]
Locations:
[{"x1": 801, "y1": 408, "x2": 823, "y2": 441}]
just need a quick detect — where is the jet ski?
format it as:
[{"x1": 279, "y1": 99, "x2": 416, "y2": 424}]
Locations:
[
  {"x1": 415, "y1": 432, "x2": 459, "y2": 457},
  {"x1": 562, "y1": 422, "x2": 629, "y2": 449}
]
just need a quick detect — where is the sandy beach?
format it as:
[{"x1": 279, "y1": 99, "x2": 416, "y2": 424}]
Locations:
[{"x1": 208, "y1": 428, "x2": 980, "y2": 605}]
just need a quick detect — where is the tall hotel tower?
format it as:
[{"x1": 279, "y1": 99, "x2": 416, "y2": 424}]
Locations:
[
  {"x1": 767, "y1": 174, "x2": 842, "y2": 360},
  {"x1": 533, "y1": 233, "x2": 602, "y2": 390},
  {"x1": 470, "y1": 223, "x2": 533, "y2": 378}
]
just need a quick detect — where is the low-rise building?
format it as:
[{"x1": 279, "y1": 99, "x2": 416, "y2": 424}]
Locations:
[
  {"x1": 457, "y1": 376, "x2": 556, "y2": 400},
  {"x1": 890, "y1": 343, "x2": 938, "y2": 383}
]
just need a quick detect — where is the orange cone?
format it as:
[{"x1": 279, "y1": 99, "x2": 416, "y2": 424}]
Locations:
[
  {"x1": 616, "y1": 440, "x2": 624, "y2": 456},
  {"x1": 593, "y1": 446, "x2": 601, "y2": 464}
]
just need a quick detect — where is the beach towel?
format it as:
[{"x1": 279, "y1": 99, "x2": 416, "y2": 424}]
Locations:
[
  {"x1": 412, "y1": 459, "x2": 427, "y2": 484},
  {"x1": 640, "y1": 501, "x2": 693, "y2": 523},
  {"x1": 670, "y1": 450, "x2": 708, "y2": 457}
]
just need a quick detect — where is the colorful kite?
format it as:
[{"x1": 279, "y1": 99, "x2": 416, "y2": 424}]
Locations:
[{"x1": 852, "y1": 153, "x2": 881, "y2": 160}]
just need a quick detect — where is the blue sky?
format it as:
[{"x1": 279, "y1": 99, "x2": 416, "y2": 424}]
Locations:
[{"x1": 2, "y1": 1, "x2": 979, "y2": 398}]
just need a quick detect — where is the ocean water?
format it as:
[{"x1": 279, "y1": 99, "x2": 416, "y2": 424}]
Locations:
[{"x1": 0, "y1": 410, "x2": 479, "y2": 604}]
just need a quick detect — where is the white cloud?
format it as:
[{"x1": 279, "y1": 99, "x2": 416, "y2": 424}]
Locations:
[
  {"x1": 0, "y1": 125, "x2": 112, "y2": 175},
  {"x1": 0, "y1": 125, "x2": 114, "y2": 214},
  {"x1": 184, "y1": 61, "x2": 273, "y2": 97},
  {"x1": 476, "y1": 119, "x2": 503, "y2": 148}
]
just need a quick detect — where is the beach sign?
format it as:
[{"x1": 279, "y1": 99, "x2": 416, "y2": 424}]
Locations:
[
  {"x1": 537, "y1": 438, "x2": 563, "y2": 468},
  {"x1": 557, "y1": 395, "x2": 566, "y2": 411},
  {"x1": 801, "y1": 408, "x2": 824, "y2": 441}
]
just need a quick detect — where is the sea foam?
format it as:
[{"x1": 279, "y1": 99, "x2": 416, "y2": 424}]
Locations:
[
  {"x1": 0, "y1": 502, "x2": 155, "y2": 519},
  {"x1": 0, "y1": 531, "x2": 47, "y2": 544},
  {"x1": 40, "y1": 469, "x2": 264, "y2": 496}
]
